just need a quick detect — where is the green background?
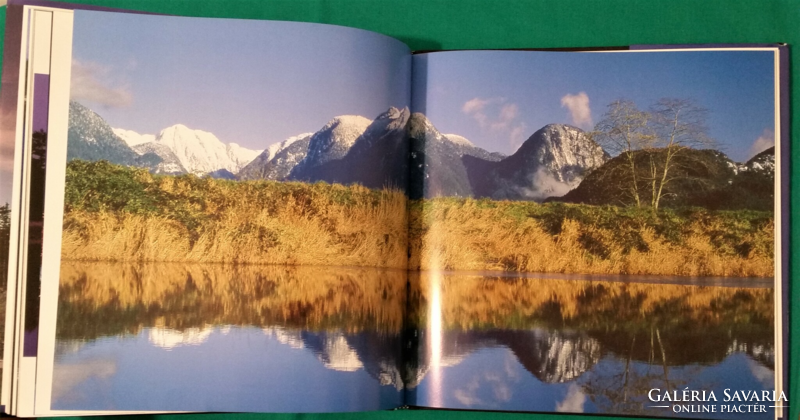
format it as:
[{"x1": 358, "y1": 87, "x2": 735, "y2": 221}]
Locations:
[{"x1": 1, "y1": 0, "x2": 797, "y2": 420}]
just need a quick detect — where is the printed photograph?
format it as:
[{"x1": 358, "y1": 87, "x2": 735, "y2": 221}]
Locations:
[
  {"x1": 51, "y1": 7, "x2": 780, "y2": 417},
  {"x1": 54, "y1": 10, "x2": 411, "y2": 411},
  {"x1": 407, "y1": 50, "x2": 778, "y2": 418}
]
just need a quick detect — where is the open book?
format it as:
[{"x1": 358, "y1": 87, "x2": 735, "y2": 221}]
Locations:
[{"x1": 0, "y1": 0, "x2": 789, "y2": 417}]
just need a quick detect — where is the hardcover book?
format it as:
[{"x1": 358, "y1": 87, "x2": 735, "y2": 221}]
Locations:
[{"x1": 0, "y1": 1, "x2": 789, "y2": 418}]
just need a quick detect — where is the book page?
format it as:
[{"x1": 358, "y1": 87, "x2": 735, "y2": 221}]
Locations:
[
  {"x1": 407, "y1": 48, "x2": 786, "y2": 419},
  {"x1": 3, "y1": 4, "x2": 414, "y2": 414}
]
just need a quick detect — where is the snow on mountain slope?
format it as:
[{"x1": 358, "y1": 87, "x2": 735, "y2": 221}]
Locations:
[
  {"x1": 295, "y1": 115, "x2": 371, "y2": 170},
  {"x1": 68, "y1": 101, "x2": 143, "y2": 166},
  {"x1": 227, "y1": 142, "x2": 262, "y2": 169},
  {"x1": 484, "y1": 124, "x2": 608, "y2": 201},
  {"x1": 443, "y1": 133, "x2": 474, "y2": 147},
  {"x1": 263, "y1": 133, "x2": 314, "y2": 162},
  {"x1": 154, "y1": 124, "x2": 260, "y2": 175},
  {"x1": 113, "y1": 128, "x2": 156, "y2": 147},
  {"x1": 237, "y1": 133, "x2": 314, "y2": 181},
  {"x1": 132, "y1": 142, "x2": 186, "y2": 174}
]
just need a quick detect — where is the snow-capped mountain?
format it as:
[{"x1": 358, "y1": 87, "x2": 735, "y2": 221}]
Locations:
[
  {"x1": 263, "y1": 133, "x2": 314, "y2": 162},
  {"x1": 290, "y1": 107, "x2": 411, "y2": 189},
  {"x1": 238, "y1": 133, "x2": 313, "y2": 181},
  {"x1": 476, "y1": 124, "x2": 609, "y2": 201},
  {"x1": 132, "y1": 142, "x2": 186, "y2": 174},
  {"x1": 113, "y1": 128, "x2": 155, "y2": 147},
  {"x1": 149, "y1": 326, "x2": 213, "y2": 350},
  {"x1": 226, "y1": 142, "x2": 262, "y2": 171},
  {"x1": 115, "y1": 124, "x2": 262, "y2": 176},
  {"x1": 70, "y1": 102, "x2": 262, "y2": 176},
  {"x1": 116, "y1": 125, "x2": 261, "y2": 175},
  {"x1": 72, "y1": 101, "x2": 611, "y2": 203},
  {"x1": 150, "y1": 124, "x2": 260, "y2": 176},
  {"x1": 290, "y1": 115, "x2": 371, "y2": 176},
  {"x1": 743, "y1": 146, "x2": 775, "y2": 174},
  {"x1": 67, "y1": 101, "x2": 155, "y2": 168},
  {"x1": 407, "y1": 112, "x2": 505, "y2": 198},
  {"x1": 443, "y1": 133, "x2": 474, "y2": 147}
]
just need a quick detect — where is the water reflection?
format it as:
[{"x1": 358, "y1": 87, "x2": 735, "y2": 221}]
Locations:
[
  {"x1": 410, "y1": 272, "x2": 774, "y2": 419},
  {"x1": 54, "y1": 262, "x2": 775, "y2": 417},
  {"x1": 54, "y1": 262, "x2": 408, "y2": 412}
]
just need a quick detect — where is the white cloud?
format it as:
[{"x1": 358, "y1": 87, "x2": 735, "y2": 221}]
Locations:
[
  {"x1": 462, "y1": 97, "x2": 490, "y2": 115},
  {"x1": 745, "y1": 357, "x2": 774, "y2": 389},
  {"x1": 560, "y1": 92, "x2": 593, "y2": 130},
  {"x1": 462, "y1": 97, "x2": 528, "y2": 150},
  {"x1": 453, "y1": 377, "x2": 483, "y2": 406},
  {"x1": 747, "y1": 128, "x2": 774, "y2": 160},
  {"x1": 509, "y1": 168, "x2": 573, "y2": 201},
  {"x1": 556, "y1": 383, "x2": 587, "y2": 413},
  {"x1": 52, "y1": 359, "x2": 117, "y2": 403},
  {"x1": 492, "y1": 103, "x2": 518, "y2": 130},
  {"x1": 70, "y1": 59, "x2": 132, "y2": 108}
]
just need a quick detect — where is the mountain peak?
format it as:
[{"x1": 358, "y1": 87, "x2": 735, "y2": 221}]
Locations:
[
  {"x1": 443, "y1": 134, "x2": 474, "y2": 147},
  {"x1": 113, "y1": 128, "x2": 156, "y2": 147},
  {"x1": 476, "y1": 123, "x2": 608, "y2": 201},
  {"x1": 376, "y1": 106, "x2": 410, "y2": 121},
  {"x1": 297, "y1": 115, "x2": 371, "y2": 169},
  {"x1": 152, "y1": 123, "x2": 260, "y2": 175}
]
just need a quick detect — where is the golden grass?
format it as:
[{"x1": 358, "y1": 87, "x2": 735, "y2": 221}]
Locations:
[
  {"x1": 62, "y1": 161, "x2": 773, "y2": 277},
  {"x1": 57, "y1": 262, "x2": 407, "y2": 338},
  {"x1": 57, "y1": 260, "x2": 772, "y2": 339},
  {"x1": 62, "y1": 183, "x2": 409, "y2": 268},
  {"x1": 408, "y1": 198, "x2": 773, "y2": 277},
  {"x1": 413, "y1": 272, "x2": 773, "y2": 331}
]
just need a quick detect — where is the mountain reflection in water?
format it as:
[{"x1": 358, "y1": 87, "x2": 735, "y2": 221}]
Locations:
[
  {"x1": 54, "y1": 262, "x2": 774, "y2": 417},
  {"x1": 54, "y1": 262, "x2": 408, "y2": 412},
  {"x1": 410, "y1": 271, "x2": 774, "y2": 419}
]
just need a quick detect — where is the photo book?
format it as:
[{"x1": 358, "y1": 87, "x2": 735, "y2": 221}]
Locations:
[{"x1": 0, "y1": 0, "x2": 790, "y2": 418}]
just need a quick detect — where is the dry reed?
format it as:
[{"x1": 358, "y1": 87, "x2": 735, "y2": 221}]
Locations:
[
  {"x1": 408, "y1": 198, "x2": 773, "y2": 277},
  {"x1": 62, "y1": 181, "x2": 409, "y2": 268},
  {"x1": 58, "y1": 261, "x2": 407, "y2": 337}
]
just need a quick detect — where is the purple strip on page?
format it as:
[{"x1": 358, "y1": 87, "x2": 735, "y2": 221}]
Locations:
[
  {"x1": 32, "y1": 74, "x2": 49, "y2": 133},
  {"x1": 777, "y1": 45, "x2": 789, "y2": 420},
  {"x1": 22, "y1": 328, "x2": 38, "y2": 357},
  {"x1": 22, "y1": 74, "x2": 49, "y2": 358}
]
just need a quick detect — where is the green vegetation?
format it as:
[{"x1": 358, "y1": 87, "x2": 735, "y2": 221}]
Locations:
[
  {"x1": 63, "y1": 160, "x2": 773, "y2": 277},
  {"x1": 63, "y1": 160, "x2": 408, "y2": 267},
  {"x1": 409, "y1": 197, "x2": 773, "y2": 277}
]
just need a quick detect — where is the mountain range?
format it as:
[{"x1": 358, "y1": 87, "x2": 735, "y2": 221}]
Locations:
[
  {"x1": 69, "y1": 101, "x2": 772, "y2": 205},
  {"x1": 69, "y1": 102, "x2": 262, "y2": 177}
]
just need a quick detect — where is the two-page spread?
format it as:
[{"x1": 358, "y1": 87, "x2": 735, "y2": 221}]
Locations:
[{"x1": 0, "y1": 1, "x2": 789, "y2": 418}]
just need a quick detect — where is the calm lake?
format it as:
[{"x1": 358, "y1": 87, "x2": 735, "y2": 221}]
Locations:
[
  {"x1": 409, "y1": 271, "x2": 775, "y2": 419},
  {"x1": 53, "y1": 262, "x2": 774, "y2": 417}
]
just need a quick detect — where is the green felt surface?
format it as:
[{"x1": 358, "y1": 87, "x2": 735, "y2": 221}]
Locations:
[{"x1": 1, "y1": 0, "x2": 798, "y2": 419}]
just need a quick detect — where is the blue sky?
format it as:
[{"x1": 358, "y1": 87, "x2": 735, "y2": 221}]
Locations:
[
  {"x1": 70, "y1": 10, "x2": 411, "y2": 150},
  {"x1": 412, "y1": 50, "x2": 776, "y2": 162},
  {"x1": 71, "y1": 10, "x2": 775, "y2": 163}
]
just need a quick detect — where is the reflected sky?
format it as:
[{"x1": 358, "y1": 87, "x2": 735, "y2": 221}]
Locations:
[
  {"x1": 410, "y1": 271, "x2": 775, "y2": 419},
  {"x1": 53, "y1": 262, "x2": 774, "y2": 416},
  {"x1": 53, "y1": 262, "x2": 408, "y2": 412},
  {"x1": 54, "y1": 326, "x2": 403, "y2": 412},
  {"x1": 413, "y1": 344, "x2": 773, "y2": 419}
]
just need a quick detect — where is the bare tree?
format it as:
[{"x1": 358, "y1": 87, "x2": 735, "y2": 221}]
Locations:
[
  {"x1": 590, "y1": 100, "x2": 654, "y2": 208},
  {"x1": 648, "y1": 99, "x2": 715, "y2": 210}
]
